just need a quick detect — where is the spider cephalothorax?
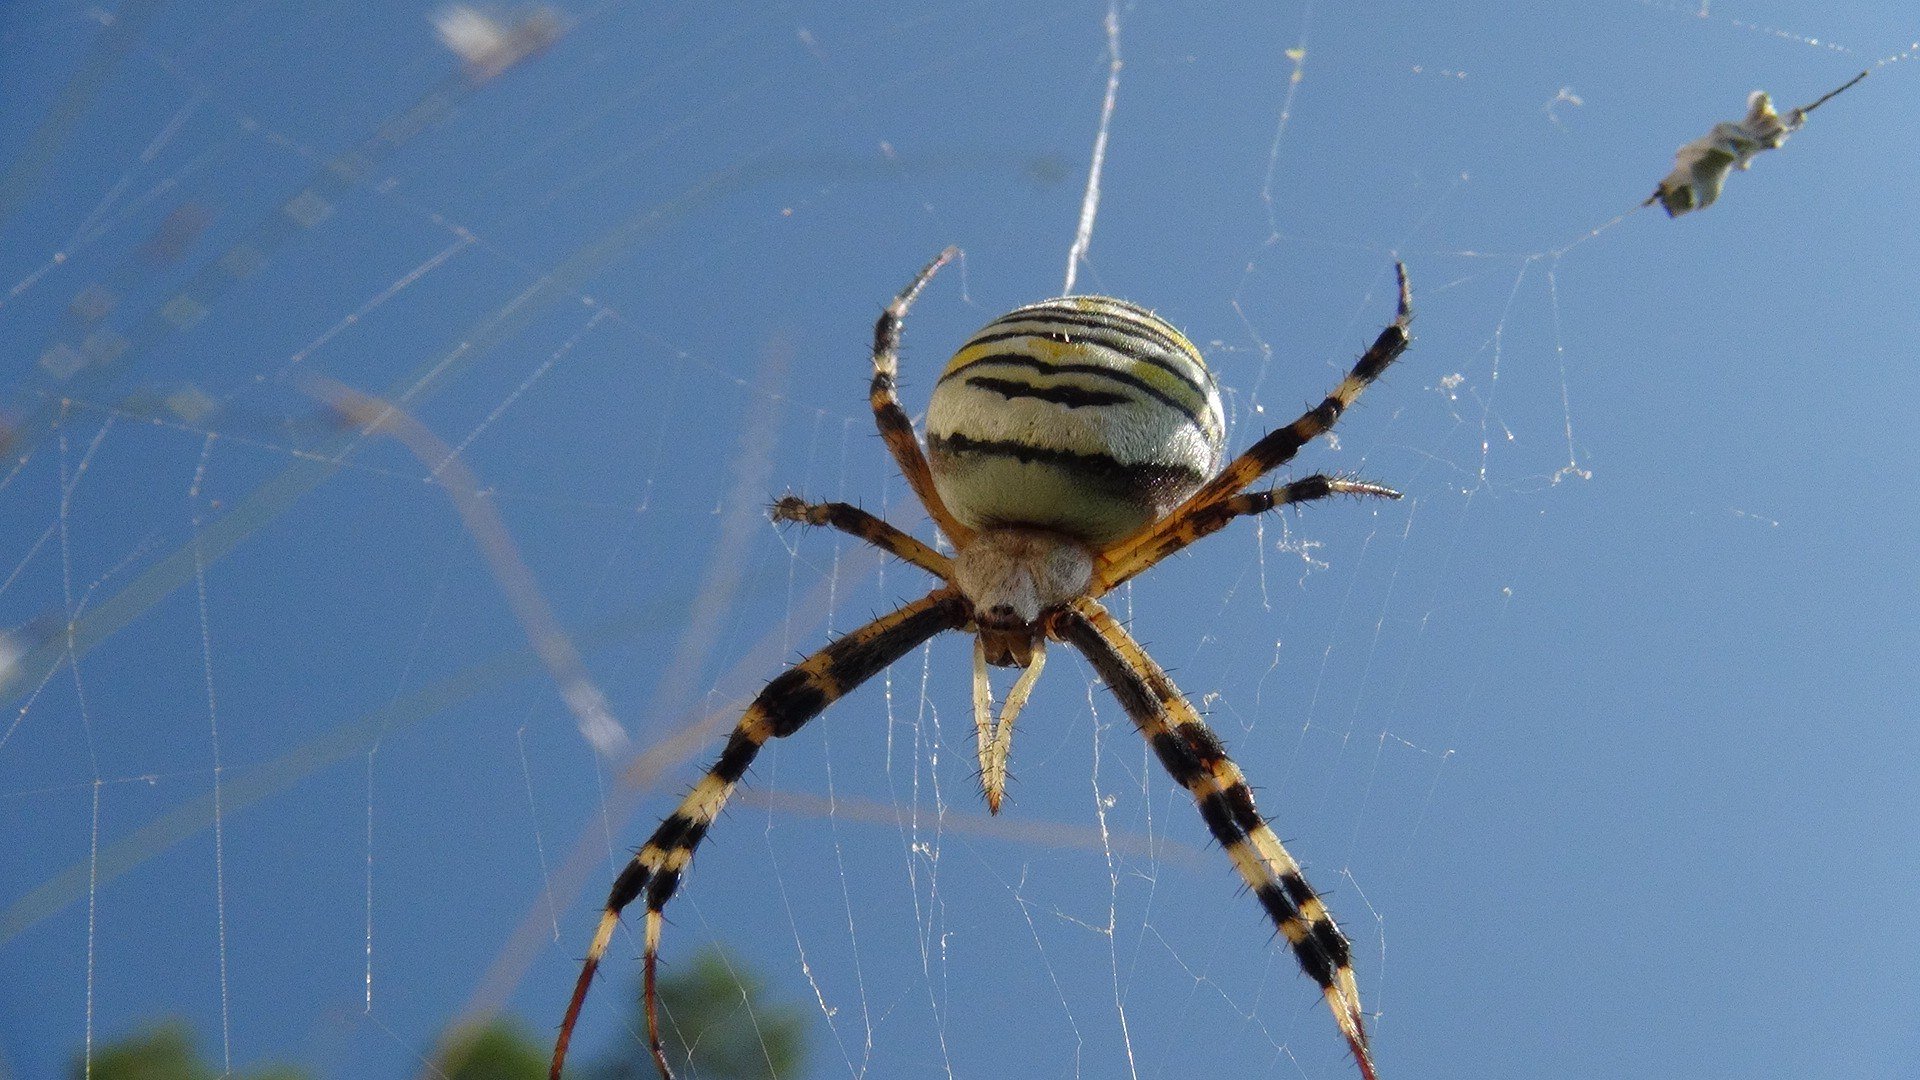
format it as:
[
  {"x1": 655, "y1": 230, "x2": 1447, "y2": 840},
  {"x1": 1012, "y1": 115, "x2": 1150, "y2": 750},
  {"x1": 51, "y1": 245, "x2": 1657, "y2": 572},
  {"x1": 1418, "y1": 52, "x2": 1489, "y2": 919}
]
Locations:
[
  {"x1": 552, "y1": 249, "x2": 1413, "y2": 1080},
  {"x1": 952, "y1": 527, "x2": 1088, "y2": 656}
]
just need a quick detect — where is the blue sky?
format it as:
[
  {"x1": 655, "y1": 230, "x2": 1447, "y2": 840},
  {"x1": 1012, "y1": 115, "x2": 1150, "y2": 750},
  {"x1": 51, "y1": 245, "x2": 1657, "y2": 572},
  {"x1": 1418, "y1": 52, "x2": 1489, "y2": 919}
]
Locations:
[{"x1": 3, "y1": 2, "x2": 1919, "y2": 1079}]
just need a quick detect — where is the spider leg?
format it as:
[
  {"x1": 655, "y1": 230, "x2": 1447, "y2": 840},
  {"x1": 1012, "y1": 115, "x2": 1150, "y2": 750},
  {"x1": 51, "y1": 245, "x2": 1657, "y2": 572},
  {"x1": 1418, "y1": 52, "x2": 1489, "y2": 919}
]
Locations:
[
  {"x1": 1095, "y1": 263, "x2": 1412, "y2": 594},
  {"x1": 551, "y1": 589, "x2": 967, "y2": 1080},
  {"x1": 772, "y1": 495, "x2": 952, "y2": 579},
  {"x1": 1055, "y1": 598, "x2": 1375, "y2": 1080},
  {"x1": 1095, "y1": 475, "x2": 1401, "y2": 593},
  {"x1": 871, "y1": 247, "x2": 976, "y2": 548}
]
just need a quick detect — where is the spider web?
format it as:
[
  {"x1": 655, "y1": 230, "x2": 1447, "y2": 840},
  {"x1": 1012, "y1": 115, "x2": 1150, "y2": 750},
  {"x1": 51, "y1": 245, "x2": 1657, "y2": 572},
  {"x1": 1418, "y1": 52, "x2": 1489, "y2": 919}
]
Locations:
[{"x1": 3, "y1": 3, "x2": 1918, "y2": 1080}]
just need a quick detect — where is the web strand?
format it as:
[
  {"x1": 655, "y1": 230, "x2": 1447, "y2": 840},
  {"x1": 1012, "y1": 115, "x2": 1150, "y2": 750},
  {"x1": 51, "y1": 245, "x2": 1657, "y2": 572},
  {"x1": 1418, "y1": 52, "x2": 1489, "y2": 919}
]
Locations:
[
  {"x1": 2, "y1": 6, "x2": 1912, "y2": 1080},
  {"x1": 1063, "y1": 1, "x2": 1123, "y2": 295}
]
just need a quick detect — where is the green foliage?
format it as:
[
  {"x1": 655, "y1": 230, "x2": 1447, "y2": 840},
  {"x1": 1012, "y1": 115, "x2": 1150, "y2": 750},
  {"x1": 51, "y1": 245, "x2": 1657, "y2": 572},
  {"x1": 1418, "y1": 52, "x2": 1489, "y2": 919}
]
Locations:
[
  {"x1": 67, "y1": 948, "x2": 807, "y2": 1080},
  {"x1": 593, "y1": 948, "x2": 807, "y2": 1080},
  {"x1": 74, "y1": 1022, "x2": 308, "y2": 1080},
  {"x1": 435, "y1": 1019, "x2": 549, "y2": 1080}
]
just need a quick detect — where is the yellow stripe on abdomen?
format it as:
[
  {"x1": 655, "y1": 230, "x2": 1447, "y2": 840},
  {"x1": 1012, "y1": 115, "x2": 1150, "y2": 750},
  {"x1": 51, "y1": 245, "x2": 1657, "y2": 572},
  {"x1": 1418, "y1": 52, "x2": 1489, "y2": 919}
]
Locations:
[{"x1": 927, "y1": 295, "x2": 1224, "y2": 545}]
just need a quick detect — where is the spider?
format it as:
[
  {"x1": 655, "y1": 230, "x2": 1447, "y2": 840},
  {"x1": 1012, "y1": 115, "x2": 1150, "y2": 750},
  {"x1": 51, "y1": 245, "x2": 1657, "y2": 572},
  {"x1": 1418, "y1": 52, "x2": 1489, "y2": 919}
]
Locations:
[{"x1": 550, "y1": 249, "x2": 1413, "y2": 1080}]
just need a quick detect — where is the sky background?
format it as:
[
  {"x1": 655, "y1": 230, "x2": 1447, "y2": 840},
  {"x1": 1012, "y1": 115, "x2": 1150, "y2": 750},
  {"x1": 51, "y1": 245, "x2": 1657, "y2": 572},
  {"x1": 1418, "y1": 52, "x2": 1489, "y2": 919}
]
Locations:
[{"x1": 3, "y1": 2, "x2": 1919, "y2": 1079}]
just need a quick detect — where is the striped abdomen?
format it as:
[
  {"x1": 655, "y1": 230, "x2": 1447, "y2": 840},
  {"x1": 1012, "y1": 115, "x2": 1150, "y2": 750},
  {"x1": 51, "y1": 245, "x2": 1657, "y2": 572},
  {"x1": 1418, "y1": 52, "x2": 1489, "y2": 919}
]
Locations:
[{"x1": 927, "y1": 296, "x2": 1224, "y2": 545}]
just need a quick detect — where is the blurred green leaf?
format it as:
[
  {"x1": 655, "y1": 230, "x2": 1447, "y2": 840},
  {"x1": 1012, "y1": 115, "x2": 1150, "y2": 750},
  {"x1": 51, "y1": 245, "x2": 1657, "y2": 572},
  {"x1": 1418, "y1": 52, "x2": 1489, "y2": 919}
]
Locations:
[
  {"x1": 68, "y1": 949, "x2": 806, "y2": 1080},
  {"x1": 436, "y1": 1018, "x2": 548, "y2": 1080},
  {"x1": 74, "y1": 1022, "x2": 309, "y2": 1080},
  {"x1": 593, "y1": 948, "x2": 807, "y2": 1080}
]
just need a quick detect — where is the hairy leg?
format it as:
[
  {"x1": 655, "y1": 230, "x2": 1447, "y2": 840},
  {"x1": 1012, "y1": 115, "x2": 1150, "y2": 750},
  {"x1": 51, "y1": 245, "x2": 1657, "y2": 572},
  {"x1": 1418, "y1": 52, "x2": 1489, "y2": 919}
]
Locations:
[
  {"x1": 1098, "y1": 263, "x2": 1412, "y2": 588},
  {"x1": 1093, "y1": 475, "x2": 1399, "y2": 593},
  {"x1": 551, "y1": 590, "x2": 967, "y2": 1079},
  {"x1": 772, "y1": 495, "x2": 951, "y2": 579},
  {"x1": 1056, "y1": 598, "x2": 1374, "y2": 1080},
  {"x1": 870, "y1": 247, "x2": 974, "y2": 547}
]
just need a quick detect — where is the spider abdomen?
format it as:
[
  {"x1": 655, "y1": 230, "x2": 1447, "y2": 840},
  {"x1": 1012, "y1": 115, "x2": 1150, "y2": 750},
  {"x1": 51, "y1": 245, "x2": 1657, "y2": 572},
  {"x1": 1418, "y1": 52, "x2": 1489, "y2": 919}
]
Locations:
[{"x1": 926, "y1": 296, "x2": 1225, "y2": 545}]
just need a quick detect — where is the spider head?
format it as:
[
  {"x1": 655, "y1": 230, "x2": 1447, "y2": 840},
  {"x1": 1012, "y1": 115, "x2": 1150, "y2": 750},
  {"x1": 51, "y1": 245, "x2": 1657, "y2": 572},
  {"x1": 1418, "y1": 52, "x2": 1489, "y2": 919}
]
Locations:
[{"x1": 953, "y1": 527, "x2": 1092, "y2": 667}]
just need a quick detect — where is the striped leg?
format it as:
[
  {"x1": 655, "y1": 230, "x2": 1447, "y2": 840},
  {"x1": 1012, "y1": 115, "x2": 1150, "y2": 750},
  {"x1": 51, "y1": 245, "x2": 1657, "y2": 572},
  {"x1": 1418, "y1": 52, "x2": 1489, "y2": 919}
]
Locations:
[
  {"x1": 771, "y1": 495, "x2": 952, "y2": 579},
  {"x1": 551, "y1": 590, "x2": 966, "y2": 1080},
  {"x1": 1096, "y1": 263, "x2": 1412, "y2": 594},
  {"x1": 871, "y1": 247, "x2": 975, "y2": 548},
  {"x1": 1094, "y1": 475, "x2": 1401, "y2": 593},
  {"x1": 1056, "y1": 598, "x2": 1375, "y2": 1080}
]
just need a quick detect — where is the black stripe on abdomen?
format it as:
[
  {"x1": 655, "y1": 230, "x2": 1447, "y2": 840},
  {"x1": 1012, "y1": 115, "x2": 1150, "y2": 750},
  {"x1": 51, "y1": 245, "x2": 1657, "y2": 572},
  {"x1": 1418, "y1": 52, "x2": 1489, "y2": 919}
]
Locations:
[
  {"x1": 928, "y1": 432, "x2": 1206, "y2": 502},
  {"x1": 963, "y1": 323, "x2": 1210, "y2": 397},
  {"x1": 987, "y1": 306, "x2": 1198, "y2": 374},
  {"x1": 961, "y1": 375, "x2": 1131, "y2": 409},
  {"x1": 942, "y1": 353, "x2": 1205, "y2": 424}
]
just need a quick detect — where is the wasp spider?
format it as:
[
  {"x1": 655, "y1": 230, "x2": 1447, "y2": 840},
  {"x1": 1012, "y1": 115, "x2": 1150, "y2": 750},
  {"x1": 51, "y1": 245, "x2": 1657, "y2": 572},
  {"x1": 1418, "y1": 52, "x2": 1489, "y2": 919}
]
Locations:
[{"x1": 551, "y1": 250, "x2": 1413, "y2": 1080}]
